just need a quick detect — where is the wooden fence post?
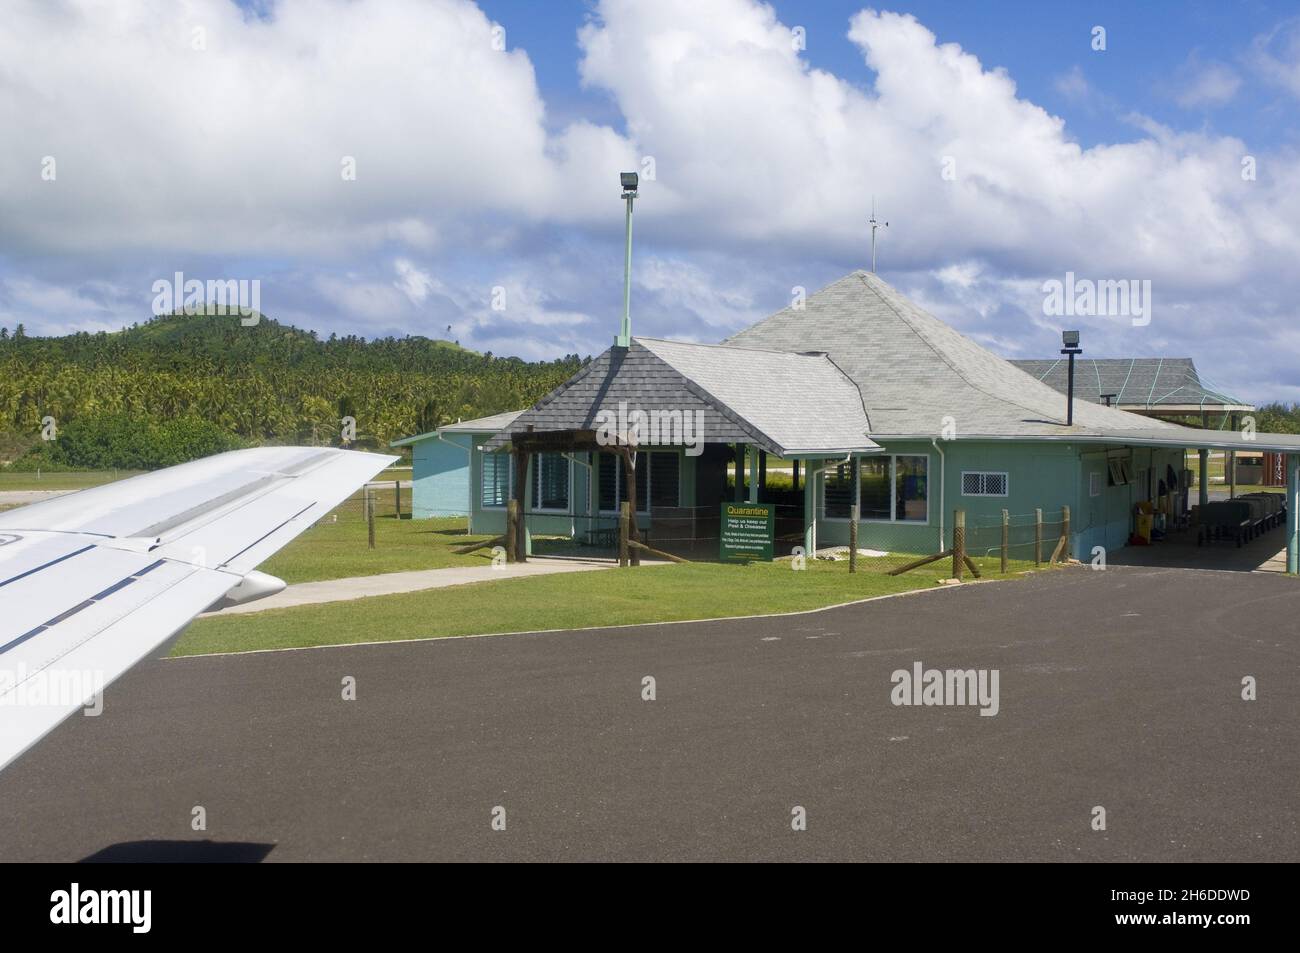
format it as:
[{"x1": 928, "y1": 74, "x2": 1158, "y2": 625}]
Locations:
[
  {"x1": 1001, "y1": 509, "x2": 1009, "y2": 574},
  {"x1": 505, "y1": 500, "x2": 518, "y2": 563},
  {"x1": 953, "y1": 509, "x2": 965, "y2": 581},
  {"x1": 1034, "y1": 508, "x2": 1043, "y2": 567},
  {"x1": 367, "y1": 488, "x2": 376, "y2": 549},
  {"x1": 849, "y1": 504, "x2": 859, "y2": 574},
  {"x1": 1062, "y1": 505, "x2": 1071, "y2": 563},
  {"x1": 395, "y1": 479, "x2": 402, "y2": 520},
  {"x1": 618, "y1": 501, "x2": 631, "y2": 567}
]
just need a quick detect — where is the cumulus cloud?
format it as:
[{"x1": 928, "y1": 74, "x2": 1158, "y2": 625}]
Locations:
[
  {"x1": 0, "y1": 0, "x2": 1298, "y2": 401},
  {"x1": 0, "y1": 0, "x2": 633, "y2": 257}
]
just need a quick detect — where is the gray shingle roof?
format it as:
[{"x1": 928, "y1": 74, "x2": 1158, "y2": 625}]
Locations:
[
  {"x1": 723, "y1": 271, "x2": 1191, "y2": 440},
  {"x1": 484, "y1": 339, "x2": 877, "y2": 457},
  {"x1": 389, "y1": 410, "x2": 524, "y2": 447},
  {"x1": 1009, "y1": 358, "x2": 1252, "y2": 412},
  {"x1": 638, "y1": 338, "x2": 874, "y2": 454}
]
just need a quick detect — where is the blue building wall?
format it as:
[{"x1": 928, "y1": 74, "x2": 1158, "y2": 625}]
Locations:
[
  {"x1": 409, "y1": 433, "x2": 475, "y2": 519},
  {"x1": 406, "y1": 429, "x2": 1189, "y2": 562}
]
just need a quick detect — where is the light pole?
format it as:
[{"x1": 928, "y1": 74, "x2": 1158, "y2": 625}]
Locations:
[
  {"x1": 616, "y1": 171, "x2": 638, "y2": 348},
  {"x1": 1061, "y1": 330, "x2": 1082, "y2": 426}
]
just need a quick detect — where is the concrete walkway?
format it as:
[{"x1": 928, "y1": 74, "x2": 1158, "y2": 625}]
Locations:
[{"x1": 203, "y1": 557, "x2": 613, "y2": 616}]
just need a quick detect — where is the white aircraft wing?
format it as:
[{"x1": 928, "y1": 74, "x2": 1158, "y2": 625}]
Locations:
[{"x1": 0, "y1": 446, "x2": 395, "y2": 772}]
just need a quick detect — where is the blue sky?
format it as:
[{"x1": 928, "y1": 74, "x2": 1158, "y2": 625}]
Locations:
[{"x1": 3, "y1": 0, "x2": 1300, "y2": 402}]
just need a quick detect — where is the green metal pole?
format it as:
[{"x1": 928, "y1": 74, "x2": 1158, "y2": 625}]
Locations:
[
  {"x1": 1287, "y1": 453, "x2": 1298, "y2": 575},
  {"x1": 616, "y1": 193, "x2": 634, "y2": 347},
  {"x1": 748, "y1": 447, "x2": 759, "y2": 504}
]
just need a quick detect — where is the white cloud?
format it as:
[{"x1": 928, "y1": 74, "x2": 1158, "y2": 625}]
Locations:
[
  {"x1": 0, "y1": 0, "x2": 634, "y2": 256},
  {"x1": 1251, "y1": 18, "x2": 1300, "y2": 98},
  {"x1": 393, "y1": 259, "x2": 440, "y2": 304},
  {"x1": 1053, "y1": 65, "x2": 1092, "y2": 102},
  {"x1": 1172, "y1": 54, "x2": 1242, "y2": 108}
]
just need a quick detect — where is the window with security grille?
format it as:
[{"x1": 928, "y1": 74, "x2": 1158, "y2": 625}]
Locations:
[{"x1": 961, "y1": 471, "x2": 1009, "y2": 497}]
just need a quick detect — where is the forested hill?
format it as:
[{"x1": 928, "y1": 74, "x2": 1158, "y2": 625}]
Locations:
[{"x1": 0, "y1": 313, "x2": 586, "y2": 468}]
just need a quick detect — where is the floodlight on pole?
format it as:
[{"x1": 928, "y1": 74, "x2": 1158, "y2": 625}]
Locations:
[
  {"x1": 616, "y1": 172, "x2": 639, "y2": 348},
  {"x1": 1060, "y1": 329, "x2": 1083, "y2": 426}
]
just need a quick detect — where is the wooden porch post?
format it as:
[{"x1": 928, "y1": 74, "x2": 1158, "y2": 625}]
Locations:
[{"x1": 621, "y1": 446, "x2": 641, "y2": 565}]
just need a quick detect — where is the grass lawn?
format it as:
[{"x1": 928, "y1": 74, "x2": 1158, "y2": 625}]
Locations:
[
  {"x1": 172, "y1": 553, "x2": 1044, "y2": 657},
  {"x1": 0, "y1": 470, "x2": 140, "y2": 491},
  {"x1": 257, "y1": 514, "x2": 495, "y2": 584}
]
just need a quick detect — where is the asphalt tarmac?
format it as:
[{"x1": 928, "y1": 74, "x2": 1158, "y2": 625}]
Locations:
[{"x1": 1, "y1": 563, "x2": 1296, "y2": 862}]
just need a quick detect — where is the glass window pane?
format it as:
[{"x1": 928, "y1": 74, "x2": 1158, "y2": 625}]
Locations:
[
  {"x1": 535, "y1": 453, "x2": 569, "y2": 510},
  {"x1": 650, "y1": 452, "x2": 680, "y2": 508},
  {"x1": 823, "y1": 462, "x2": 852, "y2": 519},
  {"x1": 859, "y1": 457, "x2": 891, "y2": 520},
  {"x1": 598, "y1": 453, "x2": 617, "y2": 512},
  {"x1": 895, "y1": 455, "x2": 927, "y2": 521}
]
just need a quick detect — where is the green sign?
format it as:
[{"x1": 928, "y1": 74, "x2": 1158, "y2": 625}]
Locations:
[{"x1": 720, "y1": 502, "x2": 774, "y2": 562}]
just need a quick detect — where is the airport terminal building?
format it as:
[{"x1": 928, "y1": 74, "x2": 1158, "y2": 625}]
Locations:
[{"x1": 394, "y1": 272, "x2": 1300, "y2": 569}]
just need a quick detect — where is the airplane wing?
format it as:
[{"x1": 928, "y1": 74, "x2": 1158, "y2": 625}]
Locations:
[{"x1": 0, "y1": 446, "x2": 396, "y2": 772}]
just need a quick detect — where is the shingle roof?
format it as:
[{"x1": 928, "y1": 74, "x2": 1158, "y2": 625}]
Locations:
[
  {"x1": 389, "y1": 410, "x2": 524, "y2": 447},
  {"x1": 484, "y1": 338, "x2": 877, "y2": 457},
  {"x1": 1009, "y1": 358, "x2": 1252, "y2": 412},
  {"x1": 723, "y1": 271, "x2": 1190, "y2": 440},
  {"x1": 638, "y1": 338, "x2": 874, "y2": 454}
]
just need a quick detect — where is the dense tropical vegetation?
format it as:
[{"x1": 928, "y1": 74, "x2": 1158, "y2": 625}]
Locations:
[{"x1": 0, "y1": 313, "x2": 585, "y2": 469}]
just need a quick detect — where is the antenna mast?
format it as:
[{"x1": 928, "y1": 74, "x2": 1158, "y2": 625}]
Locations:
[{"x1": 868, "y1": 197, "x2": 889, "y2": 274}]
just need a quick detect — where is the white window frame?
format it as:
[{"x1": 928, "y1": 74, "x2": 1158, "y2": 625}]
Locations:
[
  {"x1": 480, "y1": 452, "x2": 514, "y2": 510},
  {"x1": 821, "y1": 453, "x2": 930, "y2": 524},
  {"x1": 960, "y1": 470, "x2": 1010, "y2": 498},
  {"x1": 532, "y1": 452, "x2": 572, "y2": 513}
]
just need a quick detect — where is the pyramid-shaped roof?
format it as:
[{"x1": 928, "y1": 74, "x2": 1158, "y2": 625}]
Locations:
[{"x1": 723, "y1": 271, "x2": 1188, "y2": 440}]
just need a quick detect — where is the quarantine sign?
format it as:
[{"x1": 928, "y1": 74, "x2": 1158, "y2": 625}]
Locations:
[{"x1": 720, "y1": 502, "x2": 774, "y2": 562}]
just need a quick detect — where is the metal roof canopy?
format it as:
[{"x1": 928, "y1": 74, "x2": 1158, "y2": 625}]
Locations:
[{"x1": 1010, "y1": 357, "x2": 1253, "y2": 414}]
